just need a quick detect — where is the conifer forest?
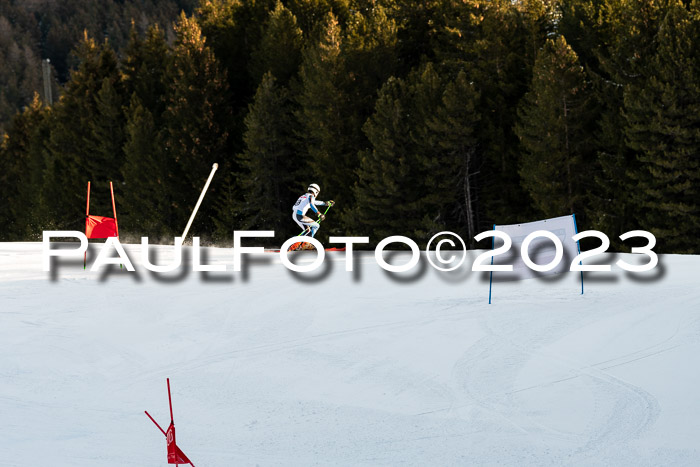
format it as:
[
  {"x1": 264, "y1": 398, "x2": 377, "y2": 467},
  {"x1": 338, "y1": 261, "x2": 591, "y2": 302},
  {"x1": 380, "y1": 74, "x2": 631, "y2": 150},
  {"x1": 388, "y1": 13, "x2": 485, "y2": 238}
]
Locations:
[{"x1": 0, "y1": 0, "x2": 698, "y2": 252}]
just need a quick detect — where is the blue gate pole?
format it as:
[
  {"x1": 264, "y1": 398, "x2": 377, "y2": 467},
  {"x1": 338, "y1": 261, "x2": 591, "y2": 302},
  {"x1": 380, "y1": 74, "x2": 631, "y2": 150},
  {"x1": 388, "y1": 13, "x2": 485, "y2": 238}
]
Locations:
[
  {"x1": 573, "y1": 213, "x2": 584, "y2": 295},
  {"x1": 489, "y1": 224, "x2": 496, "y2": 304}
]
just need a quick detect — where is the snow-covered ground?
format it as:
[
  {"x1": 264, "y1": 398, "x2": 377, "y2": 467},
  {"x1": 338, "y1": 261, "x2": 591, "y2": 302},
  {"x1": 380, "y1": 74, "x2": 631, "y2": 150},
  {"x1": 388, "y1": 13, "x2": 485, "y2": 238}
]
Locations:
[{"x1": 1, "y1": 242, "x2": 699, "y2": 466}]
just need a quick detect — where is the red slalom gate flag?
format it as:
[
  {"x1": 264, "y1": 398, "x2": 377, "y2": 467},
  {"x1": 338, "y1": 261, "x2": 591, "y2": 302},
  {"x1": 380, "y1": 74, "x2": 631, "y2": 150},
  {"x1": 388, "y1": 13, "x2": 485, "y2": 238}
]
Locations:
[
  {"x1": 145, "y1": 379, "x2": 195, "y2": 466},
  {"x1": 166, "y1": 423, "x2": 193, "y2": 465},
  {"x1": 84, "y1": 181, "x2": 120, "y2": 239},
  {"x1": 85, "y1": 215, "x2": 118, "y2": 238}
]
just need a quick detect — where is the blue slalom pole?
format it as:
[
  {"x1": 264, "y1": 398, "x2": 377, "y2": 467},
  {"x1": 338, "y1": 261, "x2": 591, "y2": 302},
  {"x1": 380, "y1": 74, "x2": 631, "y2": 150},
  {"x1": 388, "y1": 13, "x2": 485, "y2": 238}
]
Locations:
[
  {"x1": 488, "y1": 224, "x2": 495, "y2": 304},
  {"x1": 573, "y1": 213, "x2": 583, "y2": 295}
]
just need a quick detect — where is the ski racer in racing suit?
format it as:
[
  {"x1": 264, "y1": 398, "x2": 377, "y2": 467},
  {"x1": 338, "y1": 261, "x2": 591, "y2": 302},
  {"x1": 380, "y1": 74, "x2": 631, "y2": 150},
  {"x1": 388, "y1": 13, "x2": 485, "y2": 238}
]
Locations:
[{"x1": 292, "y1": 183, "x2": 334, "y2": 238}]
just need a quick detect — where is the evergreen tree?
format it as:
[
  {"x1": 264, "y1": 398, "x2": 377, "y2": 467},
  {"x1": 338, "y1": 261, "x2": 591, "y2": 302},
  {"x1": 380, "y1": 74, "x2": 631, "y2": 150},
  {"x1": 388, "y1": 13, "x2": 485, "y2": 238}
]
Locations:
[
  {"x1": 435, "y1": 0, "x2": 550, "y2": 228},
  {"x1": 162, "y1": 12, "x2": 232, "y2": 239},
  {"x1": 85, "y1": 76, "x2": 125, "y2": 183},
  {"x1": 249, "y1": 1, "x2": 304, "y2": 87},
  {"x1": 478, "y1": 0, "x2": 550, "y2": 227},
  {"x1": 286, "y1": 0, "x2": 351, "y2": 39},
  {"x1": 121, "y1": 24, "x2": 170, "y2": 117},
  {"x1": 120, "y1": 94, "x2": 174, "y2": 239},
  {"x1": 0, "y1": 94, "x2": 48, "y2": 240},
  {"x1": 229, "y1": 72, "x2": 300, "y2": 240},
  {"x1": 557, "y1": 0, "x2": 608, "y2": 73},
  {"x1": 118, "y1": 24, "x2": 175, "y2": 239},
  {"x1": 43, "y1": 33, "x2": 122, "y2": 229},
  {"x1": 342, "y1": 2, "x2": 399, "y2": 132},
  {"x1": 297, "y1": 13, "x2": 352, "y2": 210},
  {"x1": 588, "y1": 0, "x2": 673, "y2": 241},
  {"x1": 385, "y1": 0, "x2": 446, "y2": 74},
  {"x1": 427, "y1": 70, "x2": 481, "y2": 243},
  {"x1": 353, "y1": 63, "x2": 447, "y2": 242},
  {"x1": 197, "y1": 0, "x2": 276, "y2": 111},
  {"x1": 623, "y1": 2, "x2": 700, "y2": 252},
  {"x1": 297, "y1": 9, "x2": 397, "y2": 227},
  {"x1": 516, "y1": 35, "x2": 595, "y2": 218}
]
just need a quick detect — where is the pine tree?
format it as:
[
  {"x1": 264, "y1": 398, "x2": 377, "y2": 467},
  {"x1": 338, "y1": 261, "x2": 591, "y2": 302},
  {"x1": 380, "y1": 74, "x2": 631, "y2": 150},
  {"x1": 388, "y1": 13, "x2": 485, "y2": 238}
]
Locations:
[
  {"x1": 297, "y1": 13, "x2": 352, "y2": 210},
  {"x1": 557, "y1": 0, "x2": 608, "y2": 73},
  {"x1": 162, "y1": 12, "x2": 232, "y2": 238},
  {"x1": 229, "y1": 72, "x2": 300, "y2": 241},
  {"x1": 118, "y1": 24, "x2": 175, "y2": 239},
  {"x1": 386, "y1": 0, "x2": 446, "y2": 74},
  {"x1": 85, "y1": 76, "x2": 125, "y2": 183},
  {"x1": 286, "y1": 0, "x2": 351, "y2": 39},
  {"x1": 353, "y1": 63, "x2": 447, "y2": 242},
  {"x1": 0, "y1": 94, "x2": 48, "y2": 240},
  {"x1": 623, "y1": 2, "x2": 700, "y2": 253},
  {"x1": 120, "y1": 94, "x2": 174, "y2": 239},
  {"x1": 427, "y1": 70, "x2": 481, "y2": 243},
  {"x1": 121, "y1": 24, "x2": 170, "y2": 117},
  {"x1": 516, "y1": 35, "x2": 595, "y2": 219},
  {"x1": 197, "y1": 0, "x2": 276, "y2": 111},
  {"x1": 43, "y1": 33, "x2": 121, "y2": 229},
  {"x1": 249, "y1": 1, "x2": 304, "y2": 87},
  {"x1": 478, "y1": 0, "x2": 551, "y2": 227},
  {"x1": 434, "y1": 0, "x2": 551, "y2": 228},
  {"x1": 297, "y1": 9, "x2": 397, "y2": 228},
  {"x1": 343, "y1": 3, "x2": 398, "y2": 112},
  {"x1": 588, "y1": 0, "x2": 673, "y2": 241}
]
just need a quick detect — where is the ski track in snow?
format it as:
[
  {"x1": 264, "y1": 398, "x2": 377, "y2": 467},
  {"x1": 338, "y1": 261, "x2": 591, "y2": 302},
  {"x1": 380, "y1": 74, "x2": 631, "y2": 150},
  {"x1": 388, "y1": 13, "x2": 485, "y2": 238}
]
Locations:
[{"x1": 0, "y1": 243, "x2": 699, "y2": 466}]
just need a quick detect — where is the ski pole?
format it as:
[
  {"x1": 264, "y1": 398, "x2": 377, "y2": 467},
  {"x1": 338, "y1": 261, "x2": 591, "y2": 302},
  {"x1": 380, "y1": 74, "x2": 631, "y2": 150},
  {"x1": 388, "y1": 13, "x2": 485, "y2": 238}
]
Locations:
[{"x1": 292, "y1": 204, "x2": 333, "y2": 250}]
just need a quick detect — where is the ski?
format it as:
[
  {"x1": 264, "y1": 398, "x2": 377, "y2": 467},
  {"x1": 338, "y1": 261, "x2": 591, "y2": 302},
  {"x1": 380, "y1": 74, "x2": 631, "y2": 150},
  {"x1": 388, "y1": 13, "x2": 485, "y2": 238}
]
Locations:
[{"x1": 263, "y1": 247, "x2": 346, "y2": 253}]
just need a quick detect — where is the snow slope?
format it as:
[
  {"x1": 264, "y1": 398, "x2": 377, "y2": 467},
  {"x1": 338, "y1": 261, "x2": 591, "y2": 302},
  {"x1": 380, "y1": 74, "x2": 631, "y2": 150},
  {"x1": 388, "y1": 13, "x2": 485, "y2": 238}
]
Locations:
[{"x1": 0, "y1": 242, "x2": 699, "y2": 466}]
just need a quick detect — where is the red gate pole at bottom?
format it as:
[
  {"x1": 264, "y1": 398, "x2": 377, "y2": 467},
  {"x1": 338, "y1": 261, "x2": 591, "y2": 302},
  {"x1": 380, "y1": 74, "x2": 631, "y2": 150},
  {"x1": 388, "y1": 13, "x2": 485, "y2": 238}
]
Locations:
[{"x1": 109, "y1": 181, "x2": 119, "y2": 237}]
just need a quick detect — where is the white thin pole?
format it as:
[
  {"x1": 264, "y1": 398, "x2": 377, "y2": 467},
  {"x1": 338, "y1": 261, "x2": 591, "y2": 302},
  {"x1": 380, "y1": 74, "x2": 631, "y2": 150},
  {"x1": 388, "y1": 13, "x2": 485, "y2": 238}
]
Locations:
[{"x1": 181, "y1": 163, "x2": 218, "y2": 242}]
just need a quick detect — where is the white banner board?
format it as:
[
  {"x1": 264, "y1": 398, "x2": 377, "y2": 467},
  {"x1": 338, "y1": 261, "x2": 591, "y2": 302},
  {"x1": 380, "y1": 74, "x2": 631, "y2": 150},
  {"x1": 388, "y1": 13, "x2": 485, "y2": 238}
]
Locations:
[{"x1": 492, "y1": 215, "x2": 580, "y2": 281}]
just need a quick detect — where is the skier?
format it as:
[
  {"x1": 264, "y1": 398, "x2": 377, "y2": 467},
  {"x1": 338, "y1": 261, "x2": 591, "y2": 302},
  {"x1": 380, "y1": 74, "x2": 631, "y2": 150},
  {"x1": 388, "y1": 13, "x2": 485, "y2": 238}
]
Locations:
[{"x1": 292, "y1": 183, "x2": 334, "y2": 240}]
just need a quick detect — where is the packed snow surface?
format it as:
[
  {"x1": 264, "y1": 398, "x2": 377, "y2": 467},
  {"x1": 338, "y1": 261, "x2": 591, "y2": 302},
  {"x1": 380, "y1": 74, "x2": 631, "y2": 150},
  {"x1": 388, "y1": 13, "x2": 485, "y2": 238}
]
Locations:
[{"x1": 0, "y1": 242, "x2": 699, "y2": 466}]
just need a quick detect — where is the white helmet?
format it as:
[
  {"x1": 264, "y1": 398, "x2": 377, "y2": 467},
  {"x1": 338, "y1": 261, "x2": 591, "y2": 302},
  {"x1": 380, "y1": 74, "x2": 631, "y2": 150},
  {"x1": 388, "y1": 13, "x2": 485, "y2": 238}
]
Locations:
[{"x1": 308, "y1": 183, "x2": 320, "y2": 196}]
